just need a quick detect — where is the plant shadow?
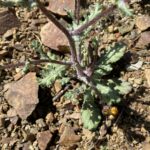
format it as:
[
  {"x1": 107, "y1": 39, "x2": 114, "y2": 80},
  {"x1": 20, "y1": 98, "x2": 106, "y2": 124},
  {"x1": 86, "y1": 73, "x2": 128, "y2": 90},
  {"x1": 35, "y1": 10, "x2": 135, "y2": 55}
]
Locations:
[{"x1": 116, "y1": 86, "x2": 150, "y2": 143}]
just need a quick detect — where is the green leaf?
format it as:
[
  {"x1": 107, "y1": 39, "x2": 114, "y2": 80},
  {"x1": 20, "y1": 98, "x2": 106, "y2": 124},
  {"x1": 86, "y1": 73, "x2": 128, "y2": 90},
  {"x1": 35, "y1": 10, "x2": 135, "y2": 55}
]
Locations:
[
  {"x1": 117, "y1": 0, "x2": 132, "y2": 16},
  {"x1": 94, "y1": 64, "x2": 113, "y2": 78},
  {"x1": 107, "y1": 79, "x2": 132, "y2": 95},
  {"x1": 101, "y1": 42, "x2": 126, "y2": 64},
  {"x1": 96, "y1": 83, "x2": 121, "y2": 105},
  {"x1": 81, "y1": 91, "x2": 101, "y2": 130},
  {"x1": 39, "y1": 64, "x2": 67, "y2": 87}
]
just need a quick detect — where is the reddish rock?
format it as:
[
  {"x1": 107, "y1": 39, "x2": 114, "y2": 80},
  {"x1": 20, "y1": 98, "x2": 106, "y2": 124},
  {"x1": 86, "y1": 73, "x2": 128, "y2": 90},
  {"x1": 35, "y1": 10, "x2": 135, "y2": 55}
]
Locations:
[
  {"x1": 0, "y1": 8, "x2": 20, "y2": 35},
  {"x1": 37, "y1": 130, "x2": 52, "y2": 150},
  {"x1": 136, "y1": 15, "x2": 150, "y2": 31},
  {"x1": 4, "y1": 72, "x2": 39, "y2": 120},
  {"x1": 136, "y1": 31, "x2": 150, "y2": 48},
  {"x1": 48, "y1": 0, "x2": 75, "y2": 16},
  {"x1": 40, "y1": 21, "x2": 69, "y2": 52},
  {"x1": 59, "y1": 125, "x2": 81, "y2": 146}
]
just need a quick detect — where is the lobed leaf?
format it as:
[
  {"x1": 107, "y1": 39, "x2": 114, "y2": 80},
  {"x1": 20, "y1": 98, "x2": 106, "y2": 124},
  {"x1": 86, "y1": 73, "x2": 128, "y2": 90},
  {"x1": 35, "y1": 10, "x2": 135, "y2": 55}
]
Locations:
[{"x1": 81, "y1": 91, "x2": 101, "y2": 130}]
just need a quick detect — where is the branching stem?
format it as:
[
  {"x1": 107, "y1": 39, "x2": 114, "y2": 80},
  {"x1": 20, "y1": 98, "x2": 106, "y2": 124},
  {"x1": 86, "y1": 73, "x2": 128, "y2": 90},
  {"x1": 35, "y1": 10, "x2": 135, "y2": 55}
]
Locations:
[{"x1": 70, "y1": 5, "x2": 116, "y2": 36}]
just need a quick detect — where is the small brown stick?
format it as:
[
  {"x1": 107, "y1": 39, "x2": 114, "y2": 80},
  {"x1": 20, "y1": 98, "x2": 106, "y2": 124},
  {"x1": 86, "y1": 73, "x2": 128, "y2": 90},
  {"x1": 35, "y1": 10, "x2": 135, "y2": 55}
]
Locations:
[{"x1": 52, "y1": 84, "x2": 72, "y2": 101}]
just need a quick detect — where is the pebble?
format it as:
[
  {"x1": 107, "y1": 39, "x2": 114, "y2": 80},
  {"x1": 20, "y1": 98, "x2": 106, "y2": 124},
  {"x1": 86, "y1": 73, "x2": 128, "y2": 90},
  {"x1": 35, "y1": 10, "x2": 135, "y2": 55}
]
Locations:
[
  {"x1": 134, "y1": 78, "x2": 143, "y2": 85},
  {"x1": 108, "y1": 25, "x2": 114, "y2": 33},
  {"x1": 45, "y1": 112, "x2": 54, "y2": 124},
  {"x1": 36, "y1": 118, "x2": 46, "y2": 128}
]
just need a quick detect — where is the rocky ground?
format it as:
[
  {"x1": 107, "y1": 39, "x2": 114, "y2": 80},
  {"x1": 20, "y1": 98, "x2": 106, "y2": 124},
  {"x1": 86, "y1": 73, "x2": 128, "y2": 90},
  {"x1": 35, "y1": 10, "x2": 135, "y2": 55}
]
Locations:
[{"x1": 0, "y1": 0, "x2": 150, "y2": 150}]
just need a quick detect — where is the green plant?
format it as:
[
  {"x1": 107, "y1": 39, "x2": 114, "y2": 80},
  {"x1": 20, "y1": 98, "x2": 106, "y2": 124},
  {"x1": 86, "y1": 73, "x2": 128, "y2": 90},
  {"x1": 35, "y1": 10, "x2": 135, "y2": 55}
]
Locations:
[{"x1": 0, "y1": 0, "x2": 132, "y2": 130}]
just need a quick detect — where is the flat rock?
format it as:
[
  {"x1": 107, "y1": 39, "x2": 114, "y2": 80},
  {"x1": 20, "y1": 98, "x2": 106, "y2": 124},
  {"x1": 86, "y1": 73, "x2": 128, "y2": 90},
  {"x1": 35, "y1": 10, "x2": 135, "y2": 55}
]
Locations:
[
  {"x1": 48, "y1": 0, "x2": 75, "y2": 16},
  {"x1": 145, "y1": 69, "x2": 150, "y2": 87},
  {"x1": 0, "y1": 8, "x2": 20, "y2": 36},
  {"x1": 40, "y1": 21, "x2": 69, "y2": 52},
  {"x1": 4, "y1": 72, "x2": 39, "y2": 120},
  {"x1": 59, "y1": 125, "x2": 81, "y2": 146},
  {"x1": 0, "y1": 50, "x2": 8, "y2": 60},
  {"x1": 37, "y1": 130, "x2": 52, "y2": 150},
  {"x1": 136, "y1": 31, "x2": 150, "y2": 48},
  {"x1": 136, "y1": 15, "x2": 150, "y2": 31}
]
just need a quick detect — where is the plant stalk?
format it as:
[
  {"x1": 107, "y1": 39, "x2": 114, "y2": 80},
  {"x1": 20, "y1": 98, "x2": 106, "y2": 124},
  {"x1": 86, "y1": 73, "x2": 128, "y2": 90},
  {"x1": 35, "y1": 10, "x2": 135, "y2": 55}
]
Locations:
[{"x1": 70, "y1": 5, "x2": 116, "y2": 35}]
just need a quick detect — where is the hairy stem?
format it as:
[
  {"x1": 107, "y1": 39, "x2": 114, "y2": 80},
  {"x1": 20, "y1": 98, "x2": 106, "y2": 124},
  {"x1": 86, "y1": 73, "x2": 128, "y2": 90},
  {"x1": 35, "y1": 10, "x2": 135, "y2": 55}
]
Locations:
[
  {"x1": 70, "y1": 5, "x2": 116, "y2": 35},
  {"x1": 36, "y1": 0, "x2": 78, "y2": 64},
  {"x1": 75, "y1": 0, "x2": 80, "y2": 24},
  {"x1": 36, "y1": 0, "x2": 88, "y2": 85},
  {"x1": 0, "y1": 59, "x2": 72, "y2": 70}
]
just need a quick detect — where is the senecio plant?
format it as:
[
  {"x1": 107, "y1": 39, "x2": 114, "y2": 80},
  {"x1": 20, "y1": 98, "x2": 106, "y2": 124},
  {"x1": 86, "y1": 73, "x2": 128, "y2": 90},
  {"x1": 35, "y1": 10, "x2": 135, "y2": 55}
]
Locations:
[{"x1": 1, "y1": 0, "x2": 132, "y2": 130}]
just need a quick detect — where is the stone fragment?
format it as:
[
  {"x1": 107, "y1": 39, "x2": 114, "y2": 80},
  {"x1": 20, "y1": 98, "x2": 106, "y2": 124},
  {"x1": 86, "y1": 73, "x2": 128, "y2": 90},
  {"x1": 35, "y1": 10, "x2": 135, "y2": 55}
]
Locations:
[
  {"x1": 40, "y1": 22, "x2": 69, "y2": 52},
  {"x1": 48, "y1": 0, "x2": 75, "y2": 16},
  {"x1": 7, "y1": 108, "x2": 19, "y2": 124},
  {"x1": 0, "y1": 50, "x2": 8, "y2": 60},
  {"x1": 145, "y1": 69, "x2": 150, "y2": 87},
  {"x1": 143, "y1": 142, "x2": 150, "y2": 150},
  {"x1": 136, "y1": 31, "x2": 150, "y2": 48},
  {"x1": 99, "y1": 124, "x2": 107, "y2": 137},
  {"x1": 0, "y1": 114, "x2": 6, "y2": 128},
  {"x1": 3, "y1": 29, "x2": 15, "y2": 40},
  {"x1": 136, "y1": 15, "x2": 150, "y2": 31},
  {"x1": 37, "y1": 130, "x2": 52, "y2": 150},
  {"x1": 0, "y1": 8, "x2": 20, "y2": 35},
  {"x1": 4, "y1": 72, "x2": 39, "y2": 119},
  {"x1": 59, "y1": 125, "x2": 81, "y2": 146},
  {"x1": 66, "y1": 112, "x2": 81, "y2": 120},
  {"x1": 45, "y1": 112, "x2": 54, "y2": 124},
  {"x1": 119, "y1": 22, "x2": 134, "y2": 35},
  {"x1": 36, "y1": 118, "x2": 46, "y2": 128}
]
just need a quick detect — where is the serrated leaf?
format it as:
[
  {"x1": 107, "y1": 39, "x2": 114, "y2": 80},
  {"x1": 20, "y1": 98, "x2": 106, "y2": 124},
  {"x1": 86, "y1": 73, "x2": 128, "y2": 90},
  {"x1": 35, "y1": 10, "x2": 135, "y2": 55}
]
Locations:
[
  {"x1": 81, "y1": 92, "x2": 101, "y2": 130},
  {"x1": 94, "y1": 64, "x2": 113, "y2": 77},
  {"x1": 101, "y1": 42, "x2": 126, "y2": 64},
  {"x1": 39, "y1": 64, "x2": 66, "y2": 87},
  {"x1": 96, "y1": 83, "x2": 121, "y2": 105},
  {"x1": 107, "y1": 79, "x2": 132, "y2": 95}
]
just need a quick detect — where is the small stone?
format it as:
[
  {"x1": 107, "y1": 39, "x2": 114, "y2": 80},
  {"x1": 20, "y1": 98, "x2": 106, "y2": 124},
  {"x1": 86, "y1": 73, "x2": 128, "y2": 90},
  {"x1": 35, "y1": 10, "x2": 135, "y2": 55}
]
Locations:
[
  {"x1": 59, "y1": 125, "x2": 81, "y2": 146},
  {"x1": 82, "y1": 128, "x2": 95, "y2": 140},
  {"x1": 0, "y1": 114, "x2": 6, "y2": 128},
  {"x1": 145, "y1": 69, "x2": 150, "y2": 87},
  {"x1": 143, "y1": 142, "x2": 150, "y2": 150},
  {"x1": 45, "y1": 112, "x2": 54, "y2": 124},
  {"x1": 37, "y1": 130, "x2": 52, "y2": 150},
  {"x1": 136, "y1": 15, "x2": 150, "y2": 31},
  {"x1": 48, "y1": 0, "x2": 75, "y2": 16},
  {"x1": 108, "y1": 25, "x2": 114, "y2": 33},
  {"x1": 134, "y1": 78, "x2": 143, "y2": 85},
  {"x1": 105, "y1": 120, "x2": 112, "y2": 127},
  {"x1": 141, "y1": 127, "x2": 147, "y2": 133},
  {"x1": 3, "y1": 29, "x2": 14, "y2": 40},
  {"x1": 136, "y1": 31, "x2": 150, "y2": 48},
  {"x1": 7, "y1": 108, "x2": 19, "y2": 124},
  {"x1": 0, "y1": 50, "x2": 8, "y2": 60},
  {"x1": 36, "y1": 118, "x2": 46, "y2": 128},
  {"x1": 119, "y1": 22, "x2": 134, "y2": 35},
  {"x1": 99, "y1": 124, "x2": 107, "y2": 137},
  {"x1": 66, "y1": 112, "x2": 81, "y2": 120},
  {"x1": 54, "y1": 80, "x2": 62, "y2": 93}
]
